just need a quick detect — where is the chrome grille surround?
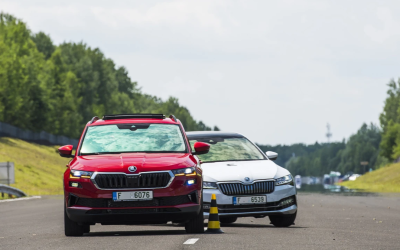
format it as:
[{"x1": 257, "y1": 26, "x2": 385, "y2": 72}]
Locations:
[
  {"x1": 217, "y1": 179, "x2": 275, "y2": 195},
  {"x1": 90, "y1": 171, "x2": 175, "y2": 190}
]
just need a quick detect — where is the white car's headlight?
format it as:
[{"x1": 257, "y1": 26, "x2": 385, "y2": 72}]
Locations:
[
  {"x1": 203, "y1": 181, "x2": 218, "y2": 189},
  {"x1": 275, "y1": 175, "x2": 293, "y2": 186}
]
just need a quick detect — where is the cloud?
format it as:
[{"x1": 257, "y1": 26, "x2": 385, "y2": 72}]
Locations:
[{"x1": 364, "y1": 7, "x2": 400, "y2": 44}]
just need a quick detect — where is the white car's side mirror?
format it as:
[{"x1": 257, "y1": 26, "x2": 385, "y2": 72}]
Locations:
[{"x1": 266, "y1": 151, "x2": 278, "y2": 161}]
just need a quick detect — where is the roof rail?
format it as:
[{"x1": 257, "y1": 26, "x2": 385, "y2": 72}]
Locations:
[
  {"x1": 102, "y1": 114, "x2": 165, "y2": 120},
  {"x1": 90, "y1": 116, "x2": 99, "y2": 124},
  {"x1": 169, "y1": 115, "x2": 177, "y2": 122}
]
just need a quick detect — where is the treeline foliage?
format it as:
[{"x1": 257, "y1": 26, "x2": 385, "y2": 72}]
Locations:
[
  {"x1": 257, "y1": 143, "x2": 324, "y2": 168},
  {"x1": 259, "y1": 124, "x2": 383, "y2": 176},
  {"x1": 0, "y1": 13, "x2": 216, "y2": 139},
  {"x1": 379, "y1": 78, "x2": 400, "y2": 161}
]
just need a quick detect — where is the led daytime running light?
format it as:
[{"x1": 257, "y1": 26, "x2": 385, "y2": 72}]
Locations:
[
  {"x1": 70, "y1": 170, "x2": 93, "y2": 178},
  {"x1": 172, "y1": 167, "x2": 196, "y2": 176},
  {"x1": 275, "y1": 175, "x2": 293, "y2": 186}
]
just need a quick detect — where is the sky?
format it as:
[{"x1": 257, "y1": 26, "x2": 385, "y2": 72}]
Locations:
[{"x1": 1, "y1": 0, "x2": 399, "y2": 145}]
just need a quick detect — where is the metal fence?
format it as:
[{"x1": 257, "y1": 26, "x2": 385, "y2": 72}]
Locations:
[{"x1": 0, "y1": 121, "x2": 78, "y2": 147}]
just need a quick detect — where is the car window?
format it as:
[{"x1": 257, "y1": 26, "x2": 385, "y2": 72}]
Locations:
[
  {"x1": 80, "y1": 124, "x2": 187, "y2": 154},
  {"x1": 189, "y1": 137, "x2": 265, "y2": 162}
]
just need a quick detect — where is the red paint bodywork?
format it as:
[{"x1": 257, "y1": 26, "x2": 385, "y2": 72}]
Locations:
[
  {"x1": 193, "y1": 142, "x2": 210, "y2": 154},
  {"x1": 58, "y1": 145, "x2": 73, "y2": 156},
  {"x1": 63, "y1": 117, "x2": 202, "y2": 218}
]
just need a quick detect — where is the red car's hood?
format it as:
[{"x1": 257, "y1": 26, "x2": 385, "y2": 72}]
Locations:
[{"x1": 70, "y1": 153, "x2": 196, "y2": 173}]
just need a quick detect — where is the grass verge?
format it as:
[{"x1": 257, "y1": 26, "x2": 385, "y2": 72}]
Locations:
[
  {"x1": 0, "y1": 137, "x2": 69, "y2": 195},
  {"x1": 338, "y1": 162, "x2": 400, "y2": 192}
]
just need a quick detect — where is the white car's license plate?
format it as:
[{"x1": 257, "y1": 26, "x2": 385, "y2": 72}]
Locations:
[
  {"x1": 112, "y1": 191, "x2": 153, "y2": 201},
  {"x1": 233, "y1": 196, "x2": 266, "y2": 205}
]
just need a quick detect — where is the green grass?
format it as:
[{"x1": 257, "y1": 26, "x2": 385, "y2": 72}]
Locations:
[
  {"x1": 338, "y1": 162, "x2": 400, "y2": 193},
  {"x1": 0, "y1": 137, "x2": 70, "y2": 195}
]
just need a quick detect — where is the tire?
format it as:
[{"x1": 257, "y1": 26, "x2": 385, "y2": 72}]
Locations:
[
  {"x1": 64, "y1": 201, "x2": 87, "y2": 236},
  {"x1": 269, "y1": 212, "x2": 297, "y2": 227},
  {"x1": 220, "y1": 217, "x2": 237, "y2": 224},
  {"x1": 185, "y1": 196, "x2": 204, "y2": 234}
]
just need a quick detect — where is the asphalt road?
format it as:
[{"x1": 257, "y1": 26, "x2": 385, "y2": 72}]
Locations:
[{"x1": 1, "y1": 193, "x2": 400, "y2": 250}]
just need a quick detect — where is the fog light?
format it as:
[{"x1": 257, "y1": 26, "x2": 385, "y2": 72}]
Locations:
[
  {"x1": 279, "y1": 197, "x2": 294, "y2": 207},
  {"x1": 187, "y1": 179, "x2": 196, "y2": 185},
  {"x1": 69, "y1": 182, "x2": 82, "y2": 188}
]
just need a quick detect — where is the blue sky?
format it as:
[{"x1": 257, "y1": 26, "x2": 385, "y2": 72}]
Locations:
[{"x1": 1, "y1": 0, "x2": 399, "y2": 145}]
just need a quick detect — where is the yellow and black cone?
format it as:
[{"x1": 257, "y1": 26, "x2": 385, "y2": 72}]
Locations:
[{"x1": 205, "y1": 194, "x2": 224, "y2": 234}]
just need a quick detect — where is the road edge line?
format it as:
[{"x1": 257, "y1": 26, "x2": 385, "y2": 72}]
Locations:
[{"x1": 0, "y1": 196, "x2": 42, "y2": 203}]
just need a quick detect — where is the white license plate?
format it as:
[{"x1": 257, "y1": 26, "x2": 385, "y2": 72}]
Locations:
[
  {"x1": 233, "y1": 196, "x2": 266, "y2": 205},
  {"x1": 112, "y1": 191, "x2": 153, "y2": 201}
]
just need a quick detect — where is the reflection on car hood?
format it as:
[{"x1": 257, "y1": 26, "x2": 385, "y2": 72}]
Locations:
[
  {"x1": 70, "y1": 153, "x2": 196, "y2": 173},
  {"x1": 201, "y1": 160, "x2": 289, "y2": 183}
]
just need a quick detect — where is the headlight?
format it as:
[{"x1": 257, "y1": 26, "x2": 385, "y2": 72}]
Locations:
[
  {"x1": 275, "y1": 175, "x2": 293, "y2": 186},
  {"x1": 171, "y1": 167, "x2": 196, "y2": 176},
  {"x1": 70, "y1": 170, "x2": 93, "y2": 178},
  {"x1": 203, "y1": 181, "x2": 218, "y2": 189}
]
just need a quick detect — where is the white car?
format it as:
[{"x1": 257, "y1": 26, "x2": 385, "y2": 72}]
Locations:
[{"x1": 187, "y1": 131, "x2": 297, "y2": 227}]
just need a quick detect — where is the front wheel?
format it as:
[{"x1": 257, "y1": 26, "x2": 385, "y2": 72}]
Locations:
[
  {"x1": 185, "y1": 198, "x2": 204, "y2": 234},
  {"x1": 64, "y1": 201, "x2": 89, "y2": 236},
  {"x1": 269, "y1": 212, "x2": 297, "y2": 227}
]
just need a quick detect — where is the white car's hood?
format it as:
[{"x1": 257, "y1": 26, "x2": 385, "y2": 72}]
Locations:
[{"x1": 201, "y1": 160, "x2": 290, "y2": 183}]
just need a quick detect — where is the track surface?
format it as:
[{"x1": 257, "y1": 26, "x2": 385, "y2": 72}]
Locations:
[{"x1": 1, "y1": 193, "x2": 400, "y2": 250}]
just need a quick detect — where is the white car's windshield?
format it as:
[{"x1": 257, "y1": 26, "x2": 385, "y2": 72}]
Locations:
[
  {"x1": 80, "y1": 124, "x2": 187, "y2": 155},
  {"x1": 188, "y1": 137, "x2": 265, "y2": 162}
]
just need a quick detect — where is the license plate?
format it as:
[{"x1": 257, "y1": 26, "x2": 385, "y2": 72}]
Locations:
[
  {"x1": 233, "y1": 196, "x2": 266, "y2": 205},
  {"x1": 112, "y1": 191, "x2": 153, "y2": 201}
]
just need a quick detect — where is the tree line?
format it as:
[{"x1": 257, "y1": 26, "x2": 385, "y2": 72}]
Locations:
[{"x1": 0, "y1": 13, "x2": 218, "y2": 139}]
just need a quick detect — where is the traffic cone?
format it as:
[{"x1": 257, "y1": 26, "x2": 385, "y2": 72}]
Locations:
[{"x1": 205, "y1": 194, "x2": 224, "y2": 233}]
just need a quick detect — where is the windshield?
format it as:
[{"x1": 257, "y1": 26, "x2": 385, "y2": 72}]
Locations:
[
  {"x1": 80, "y1": 124, "x2": 187, "y2": 155},
  {"x1": 188, "y1": 137, "x2": 266, "y2": 162}
]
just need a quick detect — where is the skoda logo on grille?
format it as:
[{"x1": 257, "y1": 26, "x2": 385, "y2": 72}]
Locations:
[
  {"x1": 244, "y1": 177, "x2": 250, "y2": 181},
  {"x1": 128, "y1": 166, "x2": 137, "y2": 172}
]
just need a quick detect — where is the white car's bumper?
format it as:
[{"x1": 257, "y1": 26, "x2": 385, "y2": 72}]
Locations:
[{"x1": 203, "y1": 184, "x2": 297, "y2": 219}]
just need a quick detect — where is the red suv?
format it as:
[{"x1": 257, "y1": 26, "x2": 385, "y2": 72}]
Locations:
[{"x1": 59, "y1": 114, "x2": 210, "y2": 236}]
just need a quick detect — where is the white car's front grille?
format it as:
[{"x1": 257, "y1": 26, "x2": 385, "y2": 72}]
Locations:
[{"x1": 218, "y1": 181, "x2": 275, "y2": 195}]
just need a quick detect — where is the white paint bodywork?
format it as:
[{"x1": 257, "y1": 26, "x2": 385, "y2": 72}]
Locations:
[{"x1": 201, "y1": 159, "x2": 297, "y2": 218}]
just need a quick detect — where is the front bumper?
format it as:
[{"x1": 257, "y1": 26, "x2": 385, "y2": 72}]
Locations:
[{"x1": 203, "y1": 184, "x2": 297, "y2": 218}]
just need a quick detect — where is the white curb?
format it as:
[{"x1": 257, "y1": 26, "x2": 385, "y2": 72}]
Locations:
[{"x1": 0, "y1": 196, "x2": 42, "y2": 203}]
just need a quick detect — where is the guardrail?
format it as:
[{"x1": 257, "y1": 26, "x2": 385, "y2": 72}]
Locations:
[
  {"x1": 0, "y1": 121, "x2": 78, "y2": 147},
  {"x1": 0, "y1": 184, "x2": 26, "y2": 198}
]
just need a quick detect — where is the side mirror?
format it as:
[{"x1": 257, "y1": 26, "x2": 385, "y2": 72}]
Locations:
[
  {"x1": 193, "y1": 142, "x2": 210, "y2": 155},
  {"x1": 266, "y1": 151, "x2": 278, "y2": 161},
  {"x1": 58, "y1": 145, "x2": 74, "y2": 158}
]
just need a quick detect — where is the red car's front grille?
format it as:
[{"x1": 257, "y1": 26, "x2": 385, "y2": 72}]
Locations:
[{"x1": 93, "y1": 172, "x2": 172, "y2": 189}]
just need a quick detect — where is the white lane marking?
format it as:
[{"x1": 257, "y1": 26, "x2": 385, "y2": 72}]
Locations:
[
  {"x1": 183, "y1": 238, "x2": 199, "y2": 245},
  {"x1": 0, "y1": 196, "x2": 41, "y2": 203}
]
